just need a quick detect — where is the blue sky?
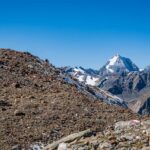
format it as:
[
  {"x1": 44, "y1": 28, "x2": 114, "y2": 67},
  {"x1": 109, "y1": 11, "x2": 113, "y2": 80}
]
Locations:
[{"x1": 0, "y1": 0, "x2": 150, "y2": 69}]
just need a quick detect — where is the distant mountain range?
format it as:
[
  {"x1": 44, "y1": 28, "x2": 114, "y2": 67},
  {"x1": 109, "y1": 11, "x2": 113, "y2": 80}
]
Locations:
[{"x1": 63, "y1": 54, "x2": 150, "y2": 115}]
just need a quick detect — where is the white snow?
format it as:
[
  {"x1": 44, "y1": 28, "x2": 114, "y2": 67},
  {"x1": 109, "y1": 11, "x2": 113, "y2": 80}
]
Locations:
[
  {"x1": 106, "y1": 65, "x2": 114, "y2": 73},
  {"x1": 105, "y1": 56, "x2": 119, "y2": 73},
  {"x1": 67, "y1": 67, "x2": 99, "y2": 86},
  {"x1": 73, "y1": 67, "x2": 85, "y2": 74},
  {"x1": 106, "y1": 55, "x2": 120, "y2": 73},
  {"x1": 105, "y1": 54, "x2": 127, "y2": 73},
  {"x1": 86, "y1": 75, "x2": 99, "y2": 86},
  {"x1": 108, "y1": 54, "x2": 120, "y2": 66},
  {"x1": 140, "y1": 68, "x2": 144, "y2": 71},
  {"x1": 105, "y1": 54, "x2": 139, "y2": 74},
  {"x1": 77, "y1": 75, "x2": 85, "y2": 82}
]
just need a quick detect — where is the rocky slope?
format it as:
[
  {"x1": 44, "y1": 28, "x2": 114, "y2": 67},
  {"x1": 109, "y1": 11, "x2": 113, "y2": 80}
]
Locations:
[{"x1": 0, "y1": 49, "x2": 139, "y2": 150}]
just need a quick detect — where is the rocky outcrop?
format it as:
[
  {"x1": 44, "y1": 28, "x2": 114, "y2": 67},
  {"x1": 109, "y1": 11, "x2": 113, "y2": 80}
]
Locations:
[{"x1": 138, "y1": 97, "x2": 150, "y2": 115}]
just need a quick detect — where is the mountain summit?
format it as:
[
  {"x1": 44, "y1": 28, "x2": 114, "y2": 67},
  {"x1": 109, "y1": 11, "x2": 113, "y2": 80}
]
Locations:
[{"x1": 99, "y1": 54, "x2": 139, "y2": 75}]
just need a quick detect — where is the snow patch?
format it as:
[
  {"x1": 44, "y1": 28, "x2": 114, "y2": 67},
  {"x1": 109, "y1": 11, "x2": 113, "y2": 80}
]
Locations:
[
  {"x1": 73, "y1": 67, "x2": 85, "y2": 74},
  {"x1": 86, "y1": 75, "x2": 99, "y2": 86},
  {"x1": 77, "y1": 75, "x2": 85, "y2": 82},
  {"x1": 65, "y1": 66, "x2": 99, "y2": 86}
]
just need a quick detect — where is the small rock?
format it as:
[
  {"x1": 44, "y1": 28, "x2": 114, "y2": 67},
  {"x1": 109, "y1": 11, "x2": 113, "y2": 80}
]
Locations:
[
  {"x1": 11, "y1": 145, "x2": 21, "y2": 150},
  {"x1": 78, "y1": 146, "x2": 89, "y2": 150},
  {"x1": 104, "y1": 130, "x2": 111, "y2": 136},
  {"x1": 71, "y1": 143, "x2": 88, "y2": 150},
  {"x1": 146, "y1": 129, "x2": 150, "y2": 136},
  {"x1": 14, "y1": 83, "x2": 21, "y2": 88},
  {"x1": 91, "y1": 140, "x2": 99, "y2": 149},
  {"x1": 108, "y1": 135, "x2": 116, "y2": 141},
  {"x1": 117, "y1": 142, "x2": 130, "y2": 148},
  {"x1": 142, "y1": 120, "x2": 150, "y2": 127},
  {"x1": 135, "y1": 136, "x2": 141, "y2": 141},
  {"x1": 143, "y1": 130, "x2": 146, "y2": 134},
  {"x1": 110, "y1": 140, "x2": 118, "y2": 146},
  {"x1": 30, "y1": 143, "x2": 44, "y2": 150},
  {"x1": 58, "y1": 143, "x2": 67, "y2": 150},
  {"x1": 142, "y1": 147, "x2": 150, "y2": 150},
  {"x1": 120, "y1": 134, "x2": 134, "y2": 141},
  {"x1": 28, "y1": 64, "x2": 34, "y2": 69},
  {"x1": 14, "y1": 110, "x2": 25, "y2": 116},
  {"x1": 98, "y1": 142, "x2": 112, "y2": 149}
]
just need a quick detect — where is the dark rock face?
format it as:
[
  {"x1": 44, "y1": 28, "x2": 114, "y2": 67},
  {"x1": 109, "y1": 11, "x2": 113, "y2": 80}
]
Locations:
[
  {"x1": 99, "y1": 71, "x2": 149, "y2": 96},
  {"x1": 108, "y1": 85, "x2": 123, "y2": 95},
  {"x1": 138, "y1": 97, "x2": 150, "y2": 115},
  {"x1": 98, "y1": 75, "x2": 123, "y2": 95},
  {"x1": 133, "y1": 76, "x2": 146, "y2": 91},
  {"x1": 98, "y1": 70, "x2": 150, "y2": 114}
]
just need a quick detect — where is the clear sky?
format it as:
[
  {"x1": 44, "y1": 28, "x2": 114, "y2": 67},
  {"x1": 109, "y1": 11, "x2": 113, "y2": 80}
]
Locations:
[{"x1": 0, "y1": 0, "x2": 150, "y2": 69}]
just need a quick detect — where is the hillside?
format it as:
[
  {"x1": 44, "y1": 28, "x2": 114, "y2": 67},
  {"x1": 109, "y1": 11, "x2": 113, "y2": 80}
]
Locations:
[{"x1": 0, "y1": 49, "x2": 140, "y2": 149}]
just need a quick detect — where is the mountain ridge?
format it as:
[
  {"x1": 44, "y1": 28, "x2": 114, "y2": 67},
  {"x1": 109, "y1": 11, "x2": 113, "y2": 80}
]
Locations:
[
  {"x1": 0, "y1": 49, "x2": 138, "y2": 149},
  {"x1": 64, "y1": 54, "x2": 150, "y2": 115}
]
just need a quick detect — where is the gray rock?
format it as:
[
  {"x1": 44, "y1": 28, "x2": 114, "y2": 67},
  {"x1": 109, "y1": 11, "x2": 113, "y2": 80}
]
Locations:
[
  {"x1": 146, "y1": 128, "x2": 150, "y2": 136},
  {"x1": 120, "y1": 134, "x2": 134, "y2": 141},
  {"x1": 57, "y1": 143, "x2": 67, "y2": 150},
  {"x1": 11, "y1": 145, "x2": 21, "y2": 150},
  {"x1": 142, "y1": 120, "x2": 150, "y2": 127},
  {"x1": 30, "y1": 143, "x2": 44, "y2": 150},
  {"x1": 142, "y1": 147, "x2": 150, "y2": 150},
  {"x1": 115, "y1": 120, "x2": 140, "y2": 131},
  {"x1": 77, "y1": 146, "x2": 89, "y2": 150},
  {"x1": 14, "y1": 110, "x2": 25, "y2": 116},
  {"x1": 98, "y1": 142, "x2": 112, "y2": 149}
]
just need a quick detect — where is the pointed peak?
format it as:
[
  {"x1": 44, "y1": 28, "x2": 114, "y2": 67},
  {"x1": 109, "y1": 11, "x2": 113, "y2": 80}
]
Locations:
[
  {"x1": 101, "y1": 54, "x2": 140, "y2": 75},
  {"x1": 108, "y1": 54, "x2": 122, "y2": 65},
  {"x1": 113, "y1": 54, "x2": 121, "y2": 58}
]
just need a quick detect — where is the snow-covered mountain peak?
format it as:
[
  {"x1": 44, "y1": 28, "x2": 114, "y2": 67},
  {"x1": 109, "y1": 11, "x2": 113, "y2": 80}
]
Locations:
[
  {"x1": 106, "y1": 54, "x2": 121, "y2": 71},
  {"x1": 64, "y1": 66, "x2": 100, "y2": 86},
  {"x1": 100, "y1": 55, "x2": 139, "y2": 75}
]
